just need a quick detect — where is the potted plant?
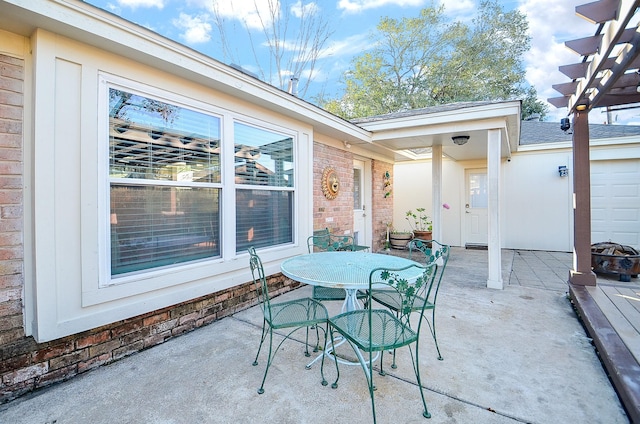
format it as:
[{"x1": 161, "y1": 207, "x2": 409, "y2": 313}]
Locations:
[
  {"x1": 406, "y1": 208, "x2": 432, "y2": 240},
  {"x1": 389, "y1": 229, "x2": 413, "y2": 249}
]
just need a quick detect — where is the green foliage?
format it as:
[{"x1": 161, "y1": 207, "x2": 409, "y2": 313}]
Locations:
[
  {"x1": 322, "y1": 1, "x2": 545, "y2": 119},
  {"x1": 405, "y1": 208, "x2": 432, "y2": 232}
]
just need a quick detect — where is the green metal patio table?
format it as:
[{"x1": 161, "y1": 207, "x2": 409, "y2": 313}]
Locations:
[
  {"x1": 281, "y1": 251, "x2": 422, "y2": 312},
  {"x1": 281, "y1": 251, "x2": 422, "y2": 367}
]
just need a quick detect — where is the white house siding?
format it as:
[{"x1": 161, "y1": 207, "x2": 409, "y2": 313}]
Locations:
[
  {"x1": 394, "y1": 140, "x2": 640, "y2": 252},
  {"x1": 25, "y1": 29, "x2": 316, "y2": 342}
]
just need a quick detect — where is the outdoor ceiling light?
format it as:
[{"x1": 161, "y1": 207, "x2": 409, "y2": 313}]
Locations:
[{"x1": 452, "y1": 135, "x2": 470, "y2": 146}]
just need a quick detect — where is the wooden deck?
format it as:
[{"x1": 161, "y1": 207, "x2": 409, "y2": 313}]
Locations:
[{"x1": 570, "y1": 276, "x2": 640, "y2": 423}]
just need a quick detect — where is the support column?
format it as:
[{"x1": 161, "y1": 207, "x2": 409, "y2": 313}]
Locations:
[
  {"x1": 570, "y1": 110, "x2": 597, "y2": 286},
  {"x1": 487, "y1": 129, "x2": 503, "y2": 289},
  {"x1": 432, "y1": 144, "x2": 443, "y2": 242}
]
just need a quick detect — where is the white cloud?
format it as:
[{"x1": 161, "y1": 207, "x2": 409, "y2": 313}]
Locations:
[
  {"x1": 291, "y1": 1, "x2": 320, "y2": 18},
  {"x1": 319, "y1": 33, "x2": 371, "y2": 59},
  {"x1": 173, "y1": 13, "x2": 212, "y2": 44},
  {"x1": 117, "y1": 0, "x2": 164, "y2": 9},
  {"x1": 192, "y1": 0, "x2": 276, "y2": 30},
  {"x1": 338, "y1": 0, "x2": 427, "y2": 14},
  {"x1": 519, "y1": 0, "x2": 595, "y2": 119},
  {"x1": 439, "y1": 0, "x2": 475, "y2": 14}
]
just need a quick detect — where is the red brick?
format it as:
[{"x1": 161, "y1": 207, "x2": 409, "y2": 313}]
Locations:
[
  {"x1": 0, "y1": 133, "x2": 21, "y2": 148},
  {"x1": 0, "y1": 92, "x2": 22, "y2": 109},
  {"x1": 76, "y1": 330, "x2": 111, "y2": 349},
  {"x1": 0, "y1": 176, "x2": 22, "y2": 190},
  {"x1": 0, "y1": 76, "x2": 23, "y2": 94},
  {"x1": 0, "y1": 352, "x2": 30, "y2": 374},
  {"x1": 3, "y1": 362, "x2": 47, "y2": 384},
  {"x1": 88, "y1": 339, "x2": 121, "y2": 358},
  {"x1": 143, "y1": 331, "x2": 169, "y2": 348},
  {"x1": 33, "y1": 341, "x2": 75, "y2": 362},
  {"x1": 111, "y1": 319, "x2": 144, "y2": 337},
  {"x1": 0, "y1": 274, "x2": 21, "y2": 290},
  {"x1": 0, "y1": 300, "x2": 21, "y2": 315},
  {"x1": 0, "y1": 232, "x2": 23, "y2": 248},
  {"x1": 113, "y1": 340, "x2": 144, "y2": 361},
  {"x1": 143, "y1": 311, "x2": 169, "y2": 327},
  {"x1": 0, "y1": 189, "x2": 21, "y2": 204},
  {"x1": 77, "y1": 353, "x2": 110, "y2": 374},
  {"x1": 120, "y1": 327, "x2": 151, "y2": 345},
  {"x1": 0, "y1": 247, "x2": 23, "y2": 261},
  {"x1": 0, "y1": 104, "x2": 22, "y2": 120},
  {"x1": 49, "y1": 349, "x2": 89, "y2": 371},
  {"x1": 0, "y1": 118, "x2": 21, "y2": 134},
  {"x1": 35, "y1": 364, "x2": 76, "y2": 388},
  {"x1": 0, "y1": 148, "x2": 21, "y2": 161},
  {"x1": 0, "y1": 57, "x2": 24, "y2": 78}
]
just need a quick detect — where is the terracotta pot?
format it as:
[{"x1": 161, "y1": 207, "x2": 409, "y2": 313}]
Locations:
[{"x1": 412, "y1": 230, "x2": 432, "y2": 241}]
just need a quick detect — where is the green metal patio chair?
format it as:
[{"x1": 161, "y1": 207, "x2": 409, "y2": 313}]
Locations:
[
  {"x1": 371, "y1": 239, "x2": 450, "y2": 363},
  {"x1": 307, "y1": 230, "x2": 366, "y2": 303},
  {"x1": 248, "y1": 247, "x2": 330, "y2": 394},
  {"x1": 323, "y1": 262, "x2": 437, "y2": 423}
]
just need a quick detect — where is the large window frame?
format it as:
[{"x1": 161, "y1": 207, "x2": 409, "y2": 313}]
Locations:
[{"x1": 98, "y1": 75, "x2": 298, "y2": 288}]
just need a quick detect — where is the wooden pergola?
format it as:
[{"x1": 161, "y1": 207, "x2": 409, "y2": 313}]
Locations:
[{"x1": 548, "y1": 0, "x2": 640, "y2": 286}]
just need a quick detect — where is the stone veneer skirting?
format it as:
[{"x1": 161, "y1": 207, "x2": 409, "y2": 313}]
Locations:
[{"x1": 0, "y1": 274, "x2": 298, "y2": 404}]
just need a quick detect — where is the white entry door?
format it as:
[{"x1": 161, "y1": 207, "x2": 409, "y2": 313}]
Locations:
[
  {"x1": 465, "y1": 169, "x2": 488, "y2": 245},
  {"x1": 353, "y1": 159, "x2": 370, "y2": 247}
]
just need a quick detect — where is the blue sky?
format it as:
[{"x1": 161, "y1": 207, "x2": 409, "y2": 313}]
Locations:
[{"x1": 84, "y1": 0, "x2": 622, "y2": 124}]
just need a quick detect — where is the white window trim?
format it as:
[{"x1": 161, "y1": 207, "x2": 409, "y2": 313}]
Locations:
[{"x1": 83, "y1": 73, "x2": 305, "y2": 307}]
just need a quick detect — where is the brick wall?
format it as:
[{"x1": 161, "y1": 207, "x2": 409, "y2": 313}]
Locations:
[
  {"x1": 0, "y1": 273, "x2": 299, "y2": 404},
  {"x1": 312, "y1": 142, "x2": 393, "y2": 252},
  {"x1": 0, "y1": 53, "x2": 25, "y2": 347},
  {"x1": 313, "y1": 143, "x2": 354, "y2": 234},
  {"x1": 372, "y1": 160, "x2": 393, "y2": 252}
]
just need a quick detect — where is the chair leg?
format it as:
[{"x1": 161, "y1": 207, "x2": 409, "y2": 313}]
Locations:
[
  {"x1": 252, "y1": 319, "x2": 268, "y2": 367},
  {"x1": 410, "y1": 341, "x2": 431, "y2": 419},
  {"x1": 257, "y1": 328, "x2": 275, "y2": 394},
  {"x1": 431, "y1": 310, "x2": 443, "y2": 361},
  {"x1": 325, "y1": 328, "x2": 340, "y2": 389}
]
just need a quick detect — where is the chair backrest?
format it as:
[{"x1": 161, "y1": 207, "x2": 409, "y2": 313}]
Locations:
[
  {"x1": 248, "y1": 246, "x2": 272, "y2": 315},
  {"x1": 407, "y1": 239, "x2": 450, "y2": 304},
  {"x1": 307, "y1": 229, "x2": 356, "y2": 253},
  {"x1": 368, "y1": 261, "x2": 438, "y2": 329}
]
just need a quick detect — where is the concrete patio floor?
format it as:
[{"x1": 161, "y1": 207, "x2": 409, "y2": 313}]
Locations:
[{"x1": 0, "y1": 248, "x2": 629, "y2": 423}]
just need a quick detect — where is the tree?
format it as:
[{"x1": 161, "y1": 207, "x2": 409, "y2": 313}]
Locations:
[
  {"x1": 211, "y1": 0, "x2": 333, "y2": 99},
  {"x1": 322, "y1": 1, "x2": 546, "y2": 120},
  {"x1": 521, "y1": 86, "x2": 549, "y2": 121}
]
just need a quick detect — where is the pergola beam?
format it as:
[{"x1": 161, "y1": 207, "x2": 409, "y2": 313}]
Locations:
[{"x1": 576, "y1": 0, "x2": 619, "y2": 24}]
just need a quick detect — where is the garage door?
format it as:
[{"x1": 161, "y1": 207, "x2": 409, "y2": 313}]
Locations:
[{"x1": 591, "y1": 159, "x2": 640, "y2": 249}]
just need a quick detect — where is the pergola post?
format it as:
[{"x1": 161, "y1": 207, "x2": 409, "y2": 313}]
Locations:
[{"x1": 569, "y1": 110, "x2": 597, "y2": 286}]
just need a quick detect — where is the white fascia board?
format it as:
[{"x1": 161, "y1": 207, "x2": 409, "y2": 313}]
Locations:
[
  {"x1": 370, "y1": 117, "x2": 509, "y2": 141},
  {"x1": 358, "y1": 101, "x2": 520, "y2": 133}
]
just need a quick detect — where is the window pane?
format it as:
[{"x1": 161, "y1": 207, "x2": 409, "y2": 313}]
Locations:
[
  {"x1": 236, "y1": 189, "x2": 293, "y2": 252},
  {"x1": 109, "y1": 89, "x2": 221, "y2": 183},
  {"x1": 353, "y1": 167, "x2": 362, "y2": 209},
  {"x1": 234, "y1": 123, "x2": 293, "y2": 187},
  {"x1": 469, "y1": 172, "x2": 488, "y2": 208},
  {"x1": 111, "y1": 185, "x2": 220, "y2": 275}
]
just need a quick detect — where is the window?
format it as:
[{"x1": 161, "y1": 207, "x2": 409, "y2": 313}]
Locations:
[
  {"x1": 234, "y1": 122, "x2": 294, "y2": 252},
  {"x1": 108, "y1": 88, "x2": 221, "y2": 276}
]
